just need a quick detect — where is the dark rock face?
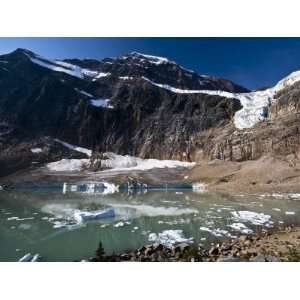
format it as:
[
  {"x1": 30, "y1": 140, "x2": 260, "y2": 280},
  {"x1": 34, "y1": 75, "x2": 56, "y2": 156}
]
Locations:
[
  {"x1": 0, "y1": 48, "x2": 243, "y2": 173},
  {"x1": 66, "y1": 51, "x2": 249, "y2": 93},
  {"x1": 1, "y1": 47, "x2": 300, "y2": 177}
]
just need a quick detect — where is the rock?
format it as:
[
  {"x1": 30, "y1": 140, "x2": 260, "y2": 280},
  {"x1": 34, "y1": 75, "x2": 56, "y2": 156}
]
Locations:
[
  {"x1": 265, "y1": 255, "x2": 281, "y2": 262},
  {"x1": 209, "y1": 247, "x2": 219, "y2": 256},
  {"x1": 250, "y1": 254, "x2": 266, "y2": 262},
  {"x1": 173, "y1": 243, "x2": 191, "y2": 253},
  {"x1": 217, "y1": 256, "x2": 247, "y2": 262}
]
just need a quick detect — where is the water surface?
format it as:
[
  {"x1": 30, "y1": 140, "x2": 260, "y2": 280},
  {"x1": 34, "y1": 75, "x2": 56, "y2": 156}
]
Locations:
[{"x1": 0, "y1": 184, "x2": 300, "y2": 261}]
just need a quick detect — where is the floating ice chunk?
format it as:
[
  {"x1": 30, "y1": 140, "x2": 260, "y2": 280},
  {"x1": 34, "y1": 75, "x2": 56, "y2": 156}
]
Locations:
[
  {"x1": 74, "y1": 208, "x2": 115, "y2": 223},
  {"x1": 285, "y1": 211, "x2": 295, "y2": 215},
  {"x1": 192, "y1": 183, "x2": 206, "y2": 193},
  {"x1": 231, "y1": 211, "x2": 272, "y2": 226},
  {"x1": 272, "y1": 208, "x2": 281, "y2": 212},
  {"x1": 199, "y1": 227, "x2": 236, "y2": 238},
  {"x1": 111, "y1": 203, "x2": 197, "y2": 217},
  {"x1": 114, "y1": 222, "x2": 125, "y2": 228},
  {"x1": 18, "y1": 253, "x2": 41, "y2": 262},
  {"x1": 148, "y1": 230, "x2": 193, "y2": 248},
  {"x1": 228, "y1": 223, "x2": 253, "y2": 234},
  {"x1": 18, "y1": 253, "x2": 33, "y2": 262}
]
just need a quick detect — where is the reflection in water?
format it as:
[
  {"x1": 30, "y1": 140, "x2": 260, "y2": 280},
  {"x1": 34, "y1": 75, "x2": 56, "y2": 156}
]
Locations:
[{"x1": 0, "y1": 185, "x2": 300, "y2": 261}]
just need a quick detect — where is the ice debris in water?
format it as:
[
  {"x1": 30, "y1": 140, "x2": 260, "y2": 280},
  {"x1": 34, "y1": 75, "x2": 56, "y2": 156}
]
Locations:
[
  {"x1": 199, "y1": 227, "x2": 237, "y2": 238},
  {"x1": 148, "y1": 230, "x2": 193, "y2": 248},
  {"x1": 228, "y1": 223, "x2": 253, "y2": 234},
  {"x1": 231, "y1": 211, "x2": 273, "y2": 227}
]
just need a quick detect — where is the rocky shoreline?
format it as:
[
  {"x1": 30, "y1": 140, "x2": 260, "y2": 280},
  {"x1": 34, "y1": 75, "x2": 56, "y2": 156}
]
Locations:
[{"x1": 86, "y1": 227, "x2": 300, "y2": 262}]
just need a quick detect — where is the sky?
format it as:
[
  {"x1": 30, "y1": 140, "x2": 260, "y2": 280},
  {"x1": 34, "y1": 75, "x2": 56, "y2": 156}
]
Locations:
[{"x1": 1, "y1": 37, "x2": 300, "y2": 90}]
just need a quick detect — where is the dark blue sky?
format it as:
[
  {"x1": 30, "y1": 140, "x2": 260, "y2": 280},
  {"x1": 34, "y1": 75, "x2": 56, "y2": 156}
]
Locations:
[{"x1": 1, "y1": 38, "x2": 300, "y2": 90}]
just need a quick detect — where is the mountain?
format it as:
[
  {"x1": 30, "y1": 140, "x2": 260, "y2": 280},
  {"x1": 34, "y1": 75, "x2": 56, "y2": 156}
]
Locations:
[{"x1": 0, "y1": 48, "x2": 300, "y2": 178}]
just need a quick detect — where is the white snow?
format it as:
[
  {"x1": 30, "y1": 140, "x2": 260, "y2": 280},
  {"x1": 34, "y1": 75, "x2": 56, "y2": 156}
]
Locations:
[
  {"x1": 119, "y1": 76, "x2": 134, "y2": 80},
  {"x1": 90, "y1": 98, "x2": 113, "y2": 108},
  {"x1": 92, "y1": 72, "x2": 111, "y2": 81},
  {"x1": 54, "y1": 139, "x2": 92, "y2": 157},
  {"x1": 46, "y1": 151, "x2": 194, "y2": 173},
  {"x1": 27, "y1": 53, "x2": 110, "y2": 80},
  {"x1": 143, "y1": 70, "x2": 300, "y2": 129},
  {"x1": 131, "y1": 52, "x2": 171, "y2": 65},
  {"x1": 99, "y1": 152, "x2": 195, "y2": 171},
  {"x1": 148, "y1": 229, "x2": 193, "y2": 248},
  {"x1": 74, "y1": 88, "x2": 94, "y2": 98},
  {"x1": 47, "y1": 158, "x2": 89, "y2": 172},
  {"x1": 231, "y1": 211, "x2": 273, "y2": 227},
  {"x1": 31, "y1": 148, "x2": 43, "y2": 153}
]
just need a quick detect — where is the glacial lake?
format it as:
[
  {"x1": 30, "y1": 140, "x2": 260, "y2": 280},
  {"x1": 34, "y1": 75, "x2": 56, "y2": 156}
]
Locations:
[{"x1": 0, "y1": 183, "x2": 300, "y2": 261}]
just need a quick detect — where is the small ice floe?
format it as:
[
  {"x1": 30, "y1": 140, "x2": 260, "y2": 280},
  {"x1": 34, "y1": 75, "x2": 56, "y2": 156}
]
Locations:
[
  {"x1": 231, "y1": 211, "x2": 273, "y2": 227},
  {"x1": 192, "y1": 182, "x2": 206, "y2": 193},
  {"x1": 7, "y1": 217, "x2": 34, "y2": 221},
  {"x1": 73, "y1": 208, "x2": 115, "y2": 223},
  {"x1": 100, "y1": 224, "x2": 110, "y2": 228},
  {"x1": 285, "y1": 211, "x2": 296, "y2": 215},
  {"x1": 157, "y1": 218, "x2": 191, "y2": 225},
  {"x1": 199, "y1": 227, "x2": 236, "y2": 238},
  {"x1": 52, "y1": 221, "x2": 67, "y2": 229},
  {"x1": 114, "y1": 222, "x2": 125, "y2": 228},
  {"x1": 272, "y1": 208, "x2": 281, "y2": 212},
  {"x1": 18, "y1": 253, "x2": 41, "y2": 262},
  {"x1": 148, "y1": 230, "x2": 193, "y2": 248},
  {"x1": 228, "y1": 223, "x2": 253, "y2": 234},
  {"x1": 288, "y1": 193, "x2": 300, "y2": 199}
]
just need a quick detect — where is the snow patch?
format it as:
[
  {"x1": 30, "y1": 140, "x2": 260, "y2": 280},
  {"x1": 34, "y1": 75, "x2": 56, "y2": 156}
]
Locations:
[
  {"x1": 74, "y1": 88, "x2": 94, "y2": 98},
  {"x1": 31, "y1": 148, "x2": 43, "y2": 154},
  {"x1": 100, "y1": 152, "x2": 195, "y2": 171},
  {"x1": 47, "y1": 159, "x2": 89, "y2": 172},
  {"x1": 90, "y1": 98, "x2": 113, "y2": 108},
  {"x1": 54, "y1": 139, "x2": 92, "y2": 157},
  {"x1": 143, "y1": 69, "x2": 300, "y2": 129}
]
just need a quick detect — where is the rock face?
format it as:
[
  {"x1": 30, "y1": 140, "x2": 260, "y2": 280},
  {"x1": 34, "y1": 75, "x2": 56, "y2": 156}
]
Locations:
[
  {"x1": 1, "y1": 48, "x2": 300, "y2": 177},
  {"x1": 0, "y1": 48, "x2": 243, "y2": 171}
]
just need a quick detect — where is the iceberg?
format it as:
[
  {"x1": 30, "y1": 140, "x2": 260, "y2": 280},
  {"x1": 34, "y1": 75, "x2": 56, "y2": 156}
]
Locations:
[{"x1": 73, "y1": 208, "x2": 115, "y2": 223}]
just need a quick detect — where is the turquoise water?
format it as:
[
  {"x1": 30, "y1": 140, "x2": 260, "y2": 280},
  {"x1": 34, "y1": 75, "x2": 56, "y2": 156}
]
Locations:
[{"x1": 0, "y1": 185, "x2": 300, "y2": 261}]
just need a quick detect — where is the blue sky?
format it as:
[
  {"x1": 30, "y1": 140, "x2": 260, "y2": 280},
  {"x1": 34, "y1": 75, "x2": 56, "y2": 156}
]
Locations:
[{"x1": 1, "y1": 38, "x2": 300, "y2": 90}]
